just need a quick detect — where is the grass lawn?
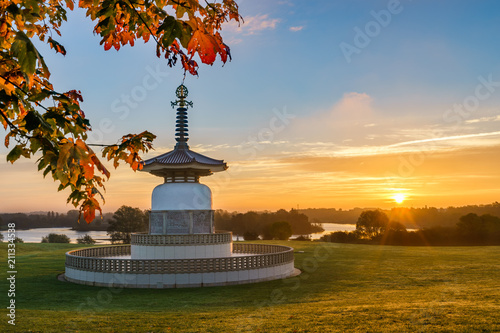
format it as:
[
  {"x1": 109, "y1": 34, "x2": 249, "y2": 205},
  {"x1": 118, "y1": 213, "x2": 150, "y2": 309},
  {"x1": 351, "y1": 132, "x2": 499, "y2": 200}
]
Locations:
[{"x1": 1, "y1": 241, "x2": 499, "y2": 332}]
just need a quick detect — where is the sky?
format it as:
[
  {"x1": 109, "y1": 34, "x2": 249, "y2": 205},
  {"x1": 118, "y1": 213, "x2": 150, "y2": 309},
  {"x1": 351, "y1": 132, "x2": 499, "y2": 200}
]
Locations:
[{"x1": 1, "y1": 0, "x2": 500, "y2": 213}]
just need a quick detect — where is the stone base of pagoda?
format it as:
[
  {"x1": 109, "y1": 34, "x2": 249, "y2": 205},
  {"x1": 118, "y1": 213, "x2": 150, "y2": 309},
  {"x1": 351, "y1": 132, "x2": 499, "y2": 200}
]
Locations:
[
  {"x1": 130, "y1": 232, "x2": 232, "y2": 259},
  {"x1": 64, "y1": 243, "x2": 297, "y2": 288},
  {"x1": 149, "y1": 210, "x2": 214, "y2": 234}
]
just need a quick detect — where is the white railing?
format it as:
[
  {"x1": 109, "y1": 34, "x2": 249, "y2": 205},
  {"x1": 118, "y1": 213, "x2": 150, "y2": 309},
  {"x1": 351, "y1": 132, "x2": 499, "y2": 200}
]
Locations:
[
  {"x1": 65, "y1": 243, "x2": 294, "y2": 274},
  {"x1": 131, "y1": 231, "x2": 232, "y2": 246}
]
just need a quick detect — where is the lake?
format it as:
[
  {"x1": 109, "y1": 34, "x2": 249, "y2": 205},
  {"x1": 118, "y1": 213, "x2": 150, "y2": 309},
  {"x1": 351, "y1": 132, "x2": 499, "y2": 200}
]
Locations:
[
  {"x1": 308, "y1": 223, "x2": 356, "y2": 240},
  {"x1": 1, "y1": 223, "x2": 356, "y2": 244},
  {"x1": 1, "y1": 227, "x2": 111, "y2": 244}
]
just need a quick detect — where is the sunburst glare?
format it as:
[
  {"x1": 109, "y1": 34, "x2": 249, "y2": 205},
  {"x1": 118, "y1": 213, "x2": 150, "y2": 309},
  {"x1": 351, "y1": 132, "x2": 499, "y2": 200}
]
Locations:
[{"x1": 393, "y1": 193, "x2": 406, "y2": 204}]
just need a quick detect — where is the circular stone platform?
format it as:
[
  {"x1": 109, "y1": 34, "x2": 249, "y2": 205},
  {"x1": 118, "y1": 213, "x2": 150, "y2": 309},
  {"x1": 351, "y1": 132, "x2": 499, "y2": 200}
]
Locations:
[{"x1": 65, "y1": 242, "x2": 296, "y2": 288}]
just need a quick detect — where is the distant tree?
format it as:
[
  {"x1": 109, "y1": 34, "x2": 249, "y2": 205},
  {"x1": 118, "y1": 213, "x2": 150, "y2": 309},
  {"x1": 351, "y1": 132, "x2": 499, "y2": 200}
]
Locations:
[
  {"x1": 66, "y1": 210, "x2": 80, "y2": 221},
  {"x1": 378, "y1": 222, "x2": 408, "y2": 245},
  {"x1": 243, "y1": 232, "x2": 260, "y2": 241},
  {"x1": 214, "y1": 210, "x2": 235, "y2": 232},
  {"x1": 263, "y1": 221, "x2": 293, "y2": 240},
  {"x1": 321, "y1": 231, "x2": 360, "y2": 243},
  {"x1": 41, "y1": 233, "x2": 70, "y2": 243},
  {"x1": 0, "y1": 233, "x2": 3, "y2": 242},
  {"x1": 233, "y1": 212, "x2": 262, "y2": 236},
  {"x1": 77, "y1": 235, "x2": 96, "y2": 244},
  {"x1": 292, "y1": 235, "x2": 311, "y2": 241},
  {"x1": 482, "y1": 214, "x2": 500, "y2": 243},
  {"x1": 457, "y1": 213, "x2": 500, "y2": 244},
  {"x1": 356, "y1": 210, "x2": 389, "y2": 238},
  {"x1": 13, "y1": 237, "x2": 24, "y2": 243},
  {"x1": 107, "y1": 206, "x2": 148, "y2": 244},
  {"x1": 215, "y1": 209, "x2": 322, "y2": 237},
  {"x1": 386, "y1": 221, "x2": 406, "y2": 231}
]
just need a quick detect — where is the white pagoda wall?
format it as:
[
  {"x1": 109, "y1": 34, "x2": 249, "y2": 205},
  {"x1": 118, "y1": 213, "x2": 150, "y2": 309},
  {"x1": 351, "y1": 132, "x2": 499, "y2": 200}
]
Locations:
[{"x1": 152, "y1": 183, "x2": 212, "y2": 210}]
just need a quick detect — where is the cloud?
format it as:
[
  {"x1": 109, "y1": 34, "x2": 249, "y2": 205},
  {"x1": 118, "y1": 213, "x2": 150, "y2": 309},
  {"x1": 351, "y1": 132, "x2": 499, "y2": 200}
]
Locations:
[
  {"x1": 289, "y1": 26, "x2": 304, "y2": 32},
  {"x1": 387, "y1": 131, "x2": 500, "y2": 148},
  {"x1": 465, "y1": 115, "x2": 500, "y2": 124},
  {"x1": 278, "y1": 130, "x2": 500, "y2": 159},
  {"x1": 225, "y1": 14, "x2": 281, "y2": 35},
  {"x1": 284, "y1": 91, "x2": 500, "y2": 161},
  {"x1": 334, "y1": 92, "x2": 373, "y2": 117},
  {"x1": 225, "y1": 38, "x2": 243, "y2": 45},
  {"x1": 288, "y1": 91, "x2": 375, "y2": 144}
]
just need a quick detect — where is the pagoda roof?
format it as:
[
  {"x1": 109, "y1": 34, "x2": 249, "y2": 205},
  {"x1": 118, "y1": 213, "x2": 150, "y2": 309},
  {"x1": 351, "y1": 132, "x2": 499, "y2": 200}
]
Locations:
[{"x1": 141, "y1": 146, "x2": 227, "y2": 175}]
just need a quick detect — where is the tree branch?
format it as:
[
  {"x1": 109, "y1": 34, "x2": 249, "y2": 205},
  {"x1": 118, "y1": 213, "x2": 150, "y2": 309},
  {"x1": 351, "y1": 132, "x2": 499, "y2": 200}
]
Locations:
[
  {"x1": 124, "y1": 0, "x2": 163, "y2": 50},
  {"x1": 124, "y1": 0, "x2": 189, "y2": 77},
  {"x1": 0, "y1": 74, "x2": 50, "y2": 113},
  {"x1": 0, "y1": 108, "x2": 17, "y2": 131},
  {"x1": 88, "y1": 143, "x2": 116, "y2": 147}
]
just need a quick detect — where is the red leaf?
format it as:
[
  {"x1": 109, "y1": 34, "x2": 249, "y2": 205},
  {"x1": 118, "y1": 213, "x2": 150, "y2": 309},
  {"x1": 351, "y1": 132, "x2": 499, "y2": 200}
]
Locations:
[
  {"x1": 65, "y1": 0, "x2": 74, "y2": 11},
  {"x1": 104, "y1": 41, "x2": 112, "y2": 51},
  {"x1": 187, "y1": 30, "x2": 219, "y2": 64}
]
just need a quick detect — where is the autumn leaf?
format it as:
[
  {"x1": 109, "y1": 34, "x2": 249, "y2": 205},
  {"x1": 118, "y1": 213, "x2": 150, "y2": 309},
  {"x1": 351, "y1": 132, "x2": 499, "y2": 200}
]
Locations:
[
  {"x1": 187, "y1": 30, "x2": 219, "y2": 64},
  {"x1": 6, "y1": 145, "x2": 24, "y2": 163},
  {"x1": 65, "y1": 0, "x2": 75, "y2": 11},
  {"x1": 11, "y1": 31, "x2": 39, "y2": 76},
  {"x1": 48, "y1": 37, "x2": 67, "y2": 55}
]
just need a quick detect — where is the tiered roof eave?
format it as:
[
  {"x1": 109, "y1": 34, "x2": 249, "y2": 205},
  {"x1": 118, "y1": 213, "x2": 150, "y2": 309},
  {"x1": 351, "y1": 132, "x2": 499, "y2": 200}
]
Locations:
[{"x1": 141, "y1": 145, "x2": 228, "y2": 176}]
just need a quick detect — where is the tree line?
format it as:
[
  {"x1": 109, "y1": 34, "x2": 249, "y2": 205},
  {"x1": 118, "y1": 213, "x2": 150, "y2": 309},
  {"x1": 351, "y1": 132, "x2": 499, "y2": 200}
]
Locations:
[
  {"x1": 0, "y1": 211, "x2": 112, "y2": 231},
  {"x1": 321, "y1": 210, "x2": 500, "y2": 246},
  {"x1": 301, "y1": 202, "x2": 500, "y2": 229},
  {"x1": 214, "y1": 209, "x2": 324, "y2": 240}
]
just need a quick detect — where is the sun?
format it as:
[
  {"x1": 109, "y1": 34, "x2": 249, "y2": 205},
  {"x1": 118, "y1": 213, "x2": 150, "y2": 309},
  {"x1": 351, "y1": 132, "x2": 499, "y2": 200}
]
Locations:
[{"x1": 393, "y1": 193, "x2": 406, "y2": 204}]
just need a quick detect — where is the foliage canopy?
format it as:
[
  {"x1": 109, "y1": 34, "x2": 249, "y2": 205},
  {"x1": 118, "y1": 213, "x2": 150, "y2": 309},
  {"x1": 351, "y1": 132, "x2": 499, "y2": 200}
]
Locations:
[
  {"x1": 107, "y1": 205, "x2": 148, "y2": 243},
  {"x1": 356, "y1": 210, "x2": 390, "y2": 238},
  {"x1": 0, "y1": 0, "x2": 241, "y2": 222},
  {"x1": 263, "y1": 221, "x2": 293, "y2": 240},
  {"x1": 41, "y1": 232, "x2": 71, "y2": 243},
  {"x1": 76, "y1": 234, "x2": 96, "y2": 244}
]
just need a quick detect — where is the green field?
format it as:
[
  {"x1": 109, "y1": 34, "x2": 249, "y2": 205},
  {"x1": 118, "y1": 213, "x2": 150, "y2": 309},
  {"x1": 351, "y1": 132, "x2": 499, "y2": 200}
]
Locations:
[{"x1": 1, "y1": 241, "x2": 499, "y2": 332}]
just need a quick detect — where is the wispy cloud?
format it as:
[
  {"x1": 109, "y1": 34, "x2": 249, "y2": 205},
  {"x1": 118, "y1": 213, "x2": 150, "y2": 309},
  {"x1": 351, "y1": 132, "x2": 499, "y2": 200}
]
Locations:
[
  {"x1": 465, "y1": 115, "x2": 500, "y2": 124},
  {"x1": 225, "y1": 14, "x2": 281, "y2": 35},
  {"x1": 286, "y1": 131, "x2": 500, "y2": 158},
  {"x1": 387, "y1": 131, "x2": 500, "y2": 148},
  {"x1": 289, "y1": 26, "x2": 304, "y2": 32}
]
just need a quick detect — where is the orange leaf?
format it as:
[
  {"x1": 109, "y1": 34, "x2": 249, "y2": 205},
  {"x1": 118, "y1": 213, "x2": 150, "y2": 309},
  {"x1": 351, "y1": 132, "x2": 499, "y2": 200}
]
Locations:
[
  {"x1": 65, "y1": 0, "x2": 75, "y2": 11},
  {"x1": 187, "y1": 30, "x2": 219, "y2": 64},
  {"x1": 83, "y1": 206, "x2": 96, "y2": 223},
  {"x1": 82, "y1": 163, "x2": 94, "y2": 179},
  {"x1": 82, "y1": 197, "x2": 102, "y2": 223},
  {"x1": 91, "y1": 155, "x2": 110, "y2": 178}
]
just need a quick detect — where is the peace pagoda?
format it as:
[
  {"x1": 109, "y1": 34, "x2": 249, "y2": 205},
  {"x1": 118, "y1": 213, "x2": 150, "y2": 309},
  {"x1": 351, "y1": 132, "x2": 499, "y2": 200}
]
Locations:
[{"x1": 64, "y1": 85, "x2": 297, "y2": 288}]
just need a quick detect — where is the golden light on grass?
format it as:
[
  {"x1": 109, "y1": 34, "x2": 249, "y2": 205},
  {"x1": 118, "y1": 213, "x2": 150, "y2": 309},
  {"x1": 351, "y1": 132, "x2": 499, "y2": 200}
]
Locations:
[{"x1": 393, "y1": 193, "x2": 406, "y2": 204}]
